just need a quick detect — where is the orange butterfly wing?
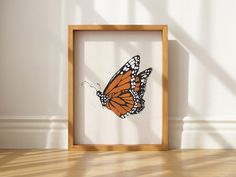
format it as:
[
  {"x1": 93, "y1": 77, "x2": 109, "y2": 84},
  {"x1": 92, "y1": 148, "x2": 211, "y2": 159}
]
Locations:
[
  {"x1": 102, "y1": 55, "x2": 140, "y2": 118},
  {"x1": 134, "y1": 68, "x2": 152, "y2": 98},
  {"x1": 107, "y1": 91, "x2": 136, "y2": 117},
  {"x1": 103, "y1": 55, "x2": 140, "y2": 95},
  {"x1": 132, "y1": 68, "x2": 152, "y2": 113}
]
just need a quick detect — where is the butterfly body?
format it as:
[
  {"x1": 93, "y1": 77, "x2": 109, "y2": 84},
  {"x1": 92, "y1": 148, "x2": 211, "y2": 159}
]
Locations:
[{"x1": 96, "y1": 55, "x2": 152, "y2": 119}]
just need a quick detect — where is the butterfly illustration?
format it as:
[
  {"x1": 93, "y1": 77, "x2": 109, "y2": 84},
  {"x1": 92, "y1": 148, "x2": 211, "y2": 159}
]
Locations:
[{"x1": 95, "y1": 55, "x2": 152, "y2": 119}]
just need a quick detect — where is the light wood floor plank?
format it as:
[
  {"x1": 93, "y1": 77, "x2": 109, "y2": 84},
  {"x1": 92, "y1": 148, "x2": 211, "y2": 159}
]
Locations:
[{"x1": 0, "y1": 150, "x2": 235, "y2": 177}]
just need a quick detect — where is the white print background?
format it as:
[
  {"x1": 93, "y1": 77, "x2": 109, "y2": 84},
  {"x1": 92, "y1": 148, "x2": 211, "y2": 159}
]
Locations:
[{"x1": 74, "y1": 31, "x2": 163, "y2": 144}]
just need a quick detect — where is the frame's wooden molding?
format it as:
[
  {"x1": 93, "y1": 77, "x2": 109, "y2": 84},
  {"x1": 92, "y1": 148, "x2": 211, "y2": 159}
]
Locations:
[
  {"x1": 162, "y1": 25, "x2": 168, "y2": 148},
  {"x1": 69, "y1": 144, "x2": 168, "y2": 151},
  {"x1": 68, "y1": 26, "x2": 74, "y2": 149},
  {"x1": 68, "y1": 25, "x2": 166, "y2": 31},
  {"x1": 68, "y1": 25, "x2": 168, "y2": 151}
]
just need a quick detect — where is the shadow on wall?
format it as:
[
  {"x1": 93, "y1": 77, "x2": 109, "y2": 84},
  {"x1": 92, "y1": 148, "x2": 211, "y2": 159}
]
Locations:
[
  {"x1": 168, "y1": 40, "x2": 189, "y2": 148},
  {"x1": 168, "y1": 40, "x2": 189, "y2": 118}
]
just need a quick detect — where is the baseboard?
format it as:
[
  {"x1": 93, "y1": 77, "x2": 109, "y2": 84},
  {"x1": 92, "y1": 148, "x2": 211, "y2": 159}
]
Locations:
[
  {"x1": 0, "y1": 116, "x2": 68, "y2": 149},
  {"x1": 169, "y1": 116, "x2": 236, "y2": 149},
  {"x1": 0, "y1": 116, "x2": 235, "y2": 149}
]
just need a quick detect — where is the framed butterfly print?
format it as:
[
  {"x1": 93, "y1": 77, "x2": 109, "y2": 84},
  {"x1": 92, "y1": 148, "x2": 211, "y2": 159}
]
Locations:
[{"x1": 68, "y1": 25, "x2": 168, "y2": 151}]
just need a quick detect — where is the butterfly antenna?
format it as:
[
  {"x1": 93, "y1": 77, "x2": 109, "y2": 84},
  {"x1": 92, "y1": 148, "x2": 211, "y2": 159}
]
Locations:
[{"x1": 81, "y1": 81, "x2": 98, "y2": 92}]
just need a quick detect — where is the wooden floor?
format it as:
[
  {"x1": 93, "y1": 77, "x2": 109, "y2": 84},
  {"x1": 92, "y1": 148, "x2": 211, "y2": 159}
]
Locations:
[{"x1": 0, "y1": 150, "x2": 235, "y2": 177}]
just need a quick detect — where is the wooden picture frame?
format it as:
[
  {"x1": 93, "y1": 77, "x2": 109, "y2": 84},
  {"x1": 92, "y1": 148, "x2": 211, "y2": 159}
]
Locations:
[{"x1": 68, "y1": 25, "x2": 168, "y2": 151}]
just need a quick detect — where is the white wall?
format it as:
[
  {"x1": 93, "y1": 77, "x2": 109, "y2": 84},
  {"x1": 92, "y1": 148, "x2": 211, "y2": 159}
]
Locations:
[{"x1": 0, "y1": 0, "x2": 236, "y2": 149}]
